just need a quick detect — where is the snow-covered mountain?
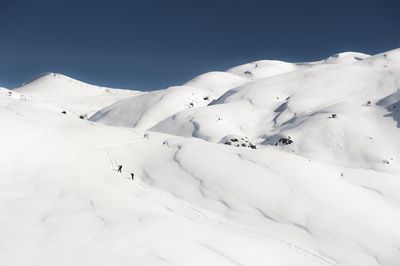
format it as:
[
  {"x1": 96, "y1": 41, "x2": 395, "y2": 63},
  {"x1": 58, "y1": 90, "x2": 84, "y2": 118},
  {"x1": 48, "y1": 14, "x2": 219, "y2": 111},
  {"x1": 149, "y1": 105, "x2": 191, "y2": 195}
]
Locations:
[
  {"x1": 151, "y1": 50, "x2": 400, "y2": 172},
  {"x1": 89, "y1": 71, "x2": 249, "y2": 129},
  {"x1": 1, "y1": 49, "x2": 400, "y2": 266},
  {"x1": 15, "y1": 73, "x2": 141, "y2": 116}
]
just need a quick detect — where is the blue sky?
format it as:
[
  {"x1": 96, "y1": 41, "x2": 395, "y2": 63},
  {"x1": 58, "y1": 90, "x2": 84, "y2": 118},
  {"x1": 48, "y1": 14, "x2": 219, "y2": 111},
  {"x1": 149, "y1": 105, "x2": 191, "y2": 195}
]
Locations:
[{"x1": 0, "y1": 0, "x2": 399, "y2": 90}]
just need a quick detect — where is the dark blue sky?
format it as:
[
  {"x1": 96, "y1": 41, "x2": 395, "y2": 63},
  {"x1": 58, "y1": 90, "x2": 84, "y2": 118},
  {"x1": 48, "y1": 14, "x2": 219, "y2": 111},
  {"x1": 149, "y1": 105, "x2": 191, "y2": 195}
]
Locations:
[{"x1": 0, "y1": 0, "x2": 399, "y2": 90}]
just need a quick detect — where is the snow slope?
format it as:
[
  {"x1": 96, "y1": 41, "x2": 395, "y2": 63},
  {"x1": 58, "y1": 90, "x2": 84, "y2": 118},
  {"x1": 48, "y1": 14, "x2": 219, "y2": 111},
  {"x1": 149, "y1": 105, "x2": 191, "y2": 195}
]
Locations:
[
  {"x1": 89, "y1": 86, "x2": 213, "y2": 130},
  {"x1": 90, "y1": 51, "x2": 379, "y2": 134},
  {"x1": 152, "y1": 49, "x2": 400, "y2": 172},
  {"x1": 90, "y1": 62, "x2": 316, "y2": 130},
  {"x1": 15, "y1": 73, "x2": 140, "y2": 116},
  {"x1": 1, "y1": 49, "x2": 400, "y2": 266},
  {"x1": 0, "y1": 93, "x2": 334, "y2": 266},
  {"x1": 89, "y1": 71, "x2": 251, "y2": 129},
  {"x1": 1, "y1": 87, "x2": 26, "y2": 100}
]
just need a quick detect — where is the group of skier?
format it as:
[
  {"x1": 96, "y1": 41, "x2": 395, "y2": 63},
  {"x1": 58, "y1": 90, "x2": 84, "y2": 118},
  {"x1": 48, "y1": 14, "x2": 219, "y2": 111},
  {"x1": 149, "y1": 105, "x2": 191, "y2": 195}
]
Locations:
[{"x1": 117, "y1": 165, "x2": 134, "y2": 180}]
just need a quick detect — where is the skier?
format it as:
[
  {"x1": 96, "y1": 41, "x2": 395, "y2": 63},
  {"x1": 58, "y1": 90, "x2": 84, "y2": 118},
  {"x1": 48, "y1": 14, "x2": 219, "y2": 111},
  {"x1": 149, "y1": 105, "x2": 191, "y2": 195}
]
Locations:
[
  {"x1": 130, "y1": 173, "x2": 134, "y2": 180},
  {"x1": 117, "y1": 165, "x2": 123, "y2": 172}
]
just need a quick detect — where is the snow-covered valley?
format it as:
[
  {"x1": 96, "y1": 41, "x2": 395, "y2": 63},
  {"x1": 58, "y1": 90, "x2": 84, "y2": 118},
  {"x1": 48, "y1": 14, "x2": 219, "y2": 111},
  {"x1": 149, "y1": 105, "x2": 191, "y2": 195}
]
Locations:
[{"x1": 1, "y1": 49, "x2": 400, "y2": 266}]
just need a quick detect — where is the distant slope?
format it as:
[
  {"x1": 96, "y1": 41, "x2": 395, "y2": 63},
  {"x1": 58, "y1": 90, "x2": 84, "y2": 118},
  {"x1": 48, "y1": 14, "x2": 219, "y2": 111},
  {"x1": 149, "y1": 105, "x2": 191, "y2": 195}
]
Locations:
[
  {"x1": 226, "y1": 59, "x2": 298, "y2": 80},
  {"x1": 183, "y1": 71, "x2": 249, "y2": 98},
  {"x1": 89, "y1": 86, "x2": 212, "y2": 130},
  {"x1": 89, "y1": 71, "x2": 250, "y2": 129},
  {"x1": 14, "y1": 73, "x2": 139, "y2": 115},
  {"x1": 90, "y1": 53, "x2": 374, "y2": 131},
  {"x1": 1, "y1": 87, "x2": 26, "y2": 100},
  {"x1": 151, "y1": 49, "x2": 400, "y2": 172},
  {"x1": 322, "y1": 51, "x2": 370, "y2": 64},
  {"x1": 89, "y1": 62, "x2": 300, "y2": 129}
]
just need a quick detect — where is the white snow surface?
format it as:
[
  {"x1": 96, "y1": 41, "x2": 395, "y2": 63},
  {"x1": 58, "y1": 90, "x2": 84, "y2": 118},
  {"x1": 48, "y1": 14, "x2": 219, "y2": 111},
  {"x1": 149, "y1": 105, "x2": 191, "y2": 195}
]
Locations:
[
  {"x1": 1, "y1": 49, "x2": 400, "y2": 266},
  {"x1": 15, "y1": 73, "x2": 140, "y2": 116},
  {"x1": 89, "y1": 86, "x2": 213, "y2": 130},
  {"x1": 89, "y1": 71, "x2": 249, "y2": 129}
]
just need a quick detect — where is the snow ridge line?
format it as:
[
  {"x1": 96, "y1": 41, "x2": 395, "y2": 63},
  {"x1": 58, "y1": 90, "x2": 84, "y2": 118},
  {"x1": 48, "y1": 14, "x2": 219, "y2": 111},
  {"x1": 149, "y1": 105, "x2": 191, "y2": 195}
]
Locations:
[{"x1": 100, "y1": 139, "x2": 338, "y2": 266}]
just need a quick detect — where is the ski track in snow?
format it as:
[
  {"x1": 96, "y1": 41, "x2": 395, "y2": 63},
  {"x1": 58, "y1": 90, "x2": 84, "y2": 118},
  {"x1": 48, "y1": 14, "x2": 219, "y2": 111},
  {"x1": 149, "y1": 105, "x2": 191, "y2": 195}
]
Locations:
[{"x1": 100, "y1": 139, "x2": 338, "y2": 266}]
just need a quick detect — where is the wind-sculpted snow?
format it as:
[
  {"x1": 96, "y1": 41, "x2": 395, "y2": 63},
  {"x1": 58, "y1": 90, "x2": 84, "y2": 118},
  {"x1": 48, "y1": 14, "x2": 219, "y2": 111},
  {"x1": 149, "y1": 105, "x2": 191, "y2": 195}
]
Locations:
[
  {"x1": 103, "y1": 133, "x2": 400, "y2": 266},
  {"x1": 2, "y1": 49, "x2": 400, "y2": 266},
  {"x1": 152, "y1": 49, "x2": 400, "y2": 173},
  {"x1": 0, "y1": 99, "x2": 335, "y2": 266}
]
